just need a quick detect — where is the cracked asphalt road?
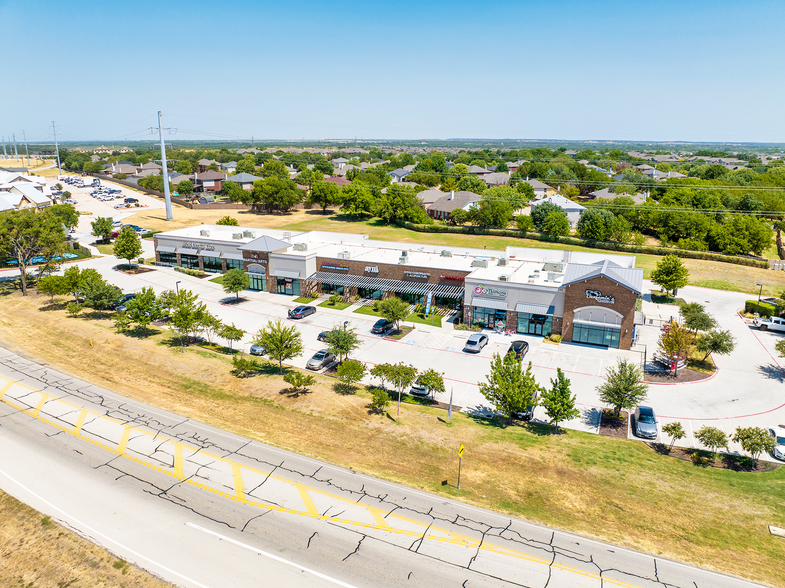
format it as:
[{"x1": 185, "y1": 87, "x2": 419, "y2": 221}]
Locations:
[{"x1": 0, "y1": 346, "x2": 764, "y2": 588}]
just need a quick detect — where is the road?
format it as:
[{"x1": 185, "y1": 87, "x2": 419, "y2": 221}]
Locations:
[{"x1": 0, "y1": 345, "x2": 764, "y2": 588}]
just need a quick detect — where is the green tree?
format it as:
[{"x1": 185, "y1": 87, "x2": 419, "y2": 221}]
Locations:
[
  {"x1": 539, "y1": 368, "x2": 579, "y2": 432},
  {"x1": 657, "y1": 320, "x2": 692, "y2": 373},
  {"x1": 168, "y1": 289, "x2": 205, "y2": 350},
  {"x1": 177, "y1": 180, "x2": 194, "y2": 195},
  {"x1": 283, "y1": 371, "x2": 316, "y2": 395},
  {"x1": 695, "y1": 425, "x2": 728, "y2": 461},
  {"x1": 416, "y1": 368, "x2": 445, "y2": 396},
  {"x1": 336, "y1": 359, "x2": 366, "y2": 394},
  {"x1": 66, "y1": 301, "x2": 82, "y2": 316},
  {"x1": 197, "y1": 312, "x2": 223, "y2": 344},
  {"x1": 222, "y1": 268, "x2": 251, "y2": 300},
  {"x1": 113, "y1": 227, "x2": 143, "y2": 266},
  {"x1": 542, "y1": 211, "x2": 570, "y2": 236},
  {"x1": 577, "y1": 209, "x2": 616, "y2": 240},
  {"x1": 340, "y1": 184, "x2": 375, "y2": 218},
  {"x1": 63, "y1": 266, "x2": 102, "y2": 302},
  {"x1": 47, "y1": 204, "x2": 79, "y2": 230},
  {"x1": 662, "y1": 422, "x2": 686, "y2": 451},
  {"x1": 309, "y1": 182, "x2": 341, "y2": 213},
  {"x1": 515, "y1": 214, "x2": 533, "y2": 231},
  {"x1": 732, "y1": 426, "x2": 775, "y2": 464},
  {"x1": 0, "y1": 209, "x2": 68, "y2": 295},
  {"x1": 515, "y1": 181, "x2": 536, "y2": 202},
  {"x1": 474, "y1": 198, "x2": 513, "y2": 228},
  {"x1": 174, "y1": 160, "x2": 193, "y2": 174},
  {"x1": 680, "y1": 302, "x2": 716, "y2": 336},
  {"x1": 775, "y1": 339, "x2": 785, "y2": 358},
  {"x1": 455, "y1": 174, "x2": 486, "y2": 194},
  {"x1": 479, "y1": 354, "x2": 542, "y2": 422},
  {"x1": 37, "y1": 275, "x2": 69, "y2": 302},
  {"x1": 596, "y1": 358, "x2": 648, "y2": 419},
  {"x1": 530, "y1": 202, "x2": 565, "y2": 229},
  {"x1": 125, "y1": 286, "x2": 162, "y2": 337},
  {"x1": 377, "y1": 297, "x2": 410, "y2": 331},
  {"x1": 255, "y1": 319, "x2": 304, "y2": 374},
  {"x1": 91, "y1": 217, "x2": 114, "y2": 243},
  {"x1": 650, "y1": 254, "x2": 689, "y2": 295},
  {"x1": 222, "y1": 180, "x2": 244, "y2": 202},
  {"x1": 450, "y1": 208, "x2": 470, "y2": 225},
  {"x1": 370, "y1": 387, "x2": 390, "y2": 414},
  {"x1": 325, "y1": 323, "x2": 362, "y2": 362},
  {"x1": 250, "y1": 177, "x2": 304, "y2": 212},
  {"x1": 220, "y1": 323, "x2": 245, "y2": 351},
  {"x1": 696, "y1": 329, "x2": 736, "y2": 362},
  {"x1": 113, "y1": 310, "x2": 132, "y2": 333},
  {"x1": 370, "y1": 363, "x2": 392, "y2": 390},
  {"x1": 262, "y1": 160, "x2": 289, "y2": 179},
  {"x1": 82, "y1": 281, "x2": 123, "y2": 318},
  {"x1": 235, "y1": 158, "x2": 257, "y2": 174},
  {"x1": 386, "y1": 362, "x2": 418, "y2": 416},
  {"x1": 216, "y1": 215, "x2": 239, "y2": 226}
]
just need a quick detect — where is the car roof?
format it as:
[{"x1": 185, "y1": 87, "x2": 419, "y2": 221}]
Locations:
[
  {"x1": 771, "y1": 426, "x2": 785, "y2": 437},
  {"x1": 295, "y1": 306, "x2": 312, "y2": 311},
  {"x1": 638, "y1": 406, "x2": 655, "y2": 415},
  {"x1": 511, "y1": 340, "x2": 528, "y2": 348},
  {"x1": 468, "y1": 333, "x2": 485, "y2": 341}
]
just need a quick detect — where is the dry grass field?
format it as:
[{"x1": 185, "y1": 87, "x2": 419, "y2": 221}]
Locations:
[
  {"x1": 1, "y1": 285, "x2": 784, "y2": 586},
  {"x1": 0, "y1": 489, "x2": 174, "y2": 588}
]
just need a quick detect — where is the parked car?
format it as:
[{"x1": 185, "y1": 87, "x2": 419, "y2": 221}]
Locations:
[
  {"x1": 463, "y1": 333, "x2": 489, "y2": 353},
  {"x1": 769, "y1": 426, "x2": 785, "y2": 461},
  {"x1": 249, "y1": 344, "x2": 266, "y2": 356},
  {"x1": 317, "y1": 330, "x2": 338, "y2": 342},
  {"x1": 114, "y1": 293, "x2": 136, "y2": 312},
  {"x1": 512, "y1": 390, "x2": 539, "y2": 421},
  {"x1": 371, "y1": 319, "x2": 393, "y2": 334},
  {"x1": 124, "y1": 197, "x2": 138, "y2": 204},
  {"x1": 306, "y1": 350, "x2": 335, "y2": 370},
  {"x1": 507, "y1": 340, "x2": 529, "y2": 360},
  {"x1": 409, "y1": 379, "x2": 431, "y2": 397},
  {"x1": 288, "y1": 306, "x2": 316, "y2": 319},
  {"x1": 632, "y1": 406, "x2": 658, "y2": 439},
  {"x1": 753, "y1": 317, "x2": 785, "y2": 332}
]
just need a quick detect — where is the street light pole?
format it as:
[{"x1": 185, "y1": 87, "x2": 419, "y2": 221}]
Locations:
[
  {"x1": 176, "y1": 280, "x2": 181, "y2": 295},
  {"x1": 757, "y1": 283, "x2": 763, "y2": 315}
]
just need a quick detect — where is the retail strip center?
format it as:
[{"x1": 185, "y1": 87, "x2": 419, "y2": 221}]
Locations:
[{"x1": 154, "y1": 225, "x2": 644, "y2": 349}]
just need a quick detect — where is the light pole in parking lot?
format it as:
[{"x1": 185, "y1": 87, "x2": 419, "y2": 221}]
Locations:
[
  {"x1": 176, "y1": 280, "x2": 181, "y2": 295},
  {"x1": 157, "y1": 111, "x2": 173, "y2": 222},
  {"x1": 757, "y1": 283, "x2": 763, "y2": 314}
]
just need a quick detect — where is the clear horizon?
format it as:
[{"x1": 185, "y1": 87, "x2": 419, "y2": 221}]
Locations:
[{"x1": 2, "y1": 0, "x2": 783, "y2": 144}]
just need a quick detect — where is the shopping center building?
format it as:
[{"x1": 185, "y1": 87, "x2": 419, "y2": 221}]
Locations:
[{"x1": 154, "y1": 225, "x2": 644, "y2": 349}]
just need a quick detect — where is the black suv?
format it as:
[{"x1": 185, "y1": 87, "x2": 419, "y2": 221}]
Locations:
[
  {"x1": 371, "y1": 319, "x2": 393, "y2": 334},
  {"x1": 512, "y1": 390, "x2": 539, "y2": 421},
  {"x1": 507, "y1": 340, "x2": 529, "y2": 360},
  {"x1": 288, "y1": 305, "x2": 316, "y2": 319}
]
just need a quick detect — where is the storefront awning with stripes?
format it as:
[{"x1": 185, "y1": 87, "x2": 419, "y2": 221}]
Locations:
[{"x1": 305, "y1": 271, "x2": 464, "y2": 298}]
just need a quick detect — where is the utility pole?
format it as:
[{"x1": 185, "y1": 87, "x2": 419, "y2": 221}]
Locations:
[
  {"x1": 22, "y1": 130, "x2": 29, "y2": 167},
  {"x1": 52, "y1": 121, "x2": 62, "y2": 176},
  {"x1": 12, "y1": 133, "x2": 18, "y2": 160},
  {"x1": 157, "y1": 111, "x2": 173, "y2": 221},
  {"x1": 2, "y1": 136, "x2": 6, "y2": 158}
]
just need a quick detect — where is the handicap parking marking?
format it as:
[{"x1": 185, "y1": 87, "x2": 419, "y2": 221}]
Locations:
[
  {"x1": 406, "y1": 340, "x2": 417, "y2": 345},
  {"x1": 445, "y1": 346, "x2": 457, "y2": 352}
]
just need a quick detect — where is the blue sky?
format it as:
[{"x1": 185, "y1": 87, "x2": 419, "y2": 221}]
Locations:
[{"x1": 2, "y1": 0, "x2": 783, "y2": 143}]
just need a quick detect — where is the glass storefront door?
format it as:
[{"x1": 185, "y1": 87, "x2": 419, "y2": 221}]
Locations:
[
  {"x1": 572, "y1": 323, "x2": 620, "y2": 348},
  {"x1": 357, "y1": 287, "x2": 383, "y2": 300},
  {"x1": 473, "y1": 306, "x2": 506, "y2": 329},
  {"x1": 248, "y1": 274, "x2": 266, "y2": 291},
  {"x1": 276, "y1": 278, "x2": 300, "y2": 296},
  {"x1": 180, "y1": 254, "x2": 200, "y2": 270},
  {"x1": 517, "y1": 313, "x2": 554, "y2": 337}
]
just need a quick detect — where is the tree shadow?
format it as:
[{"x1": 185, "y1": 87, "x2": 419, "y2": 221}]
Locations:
[
  {"x1": 122, "y1": 326, "x2": 162, "y2": 339},
  {"x1": 38, "y1": 300, "x2": 70, "y2": 312},
  {"x1": 757, "y1": 363, "x2": 785, "y2": 382},
  {"x1": 220, "y1": 296, "x2": 248, "y2": 306},
  {"x1": 332, "y1": 382, "x2": 357, "y2": 395},
  {"x1": 467, "y1": 413, "x2": 509, "y2": 429},
  {"x1": 280, "y1": 386, "x2": 313, "y2": 398}
]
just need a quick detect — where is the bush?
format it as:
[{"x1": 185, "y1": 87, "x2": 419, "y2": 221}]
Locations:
[
  {"x1": 113, "y1": 173, "x2": 127, "y2": 180},
  {"x1": 328, "y1": 294, "x2": 342, "y2": 305},
  {"x1": 66, "y1": 302, "x2": 82, "y2": 316},
  {"x1": 550, "y1": 334, "x2": 562, "y2": 343},
  {"x1": 137, "y1": 257, "x2": 145, "y2": 264},
  {"x1": 455, "y1": 323, "x2": 482, "y2": 332},
  {"x1": 414, "y1": 303, "x2": 425, "y2": 314},
  {"x1": 174, "y1": 266, "x2": 206, "y2": 277},
  {"x1": 231, "y1": 355, "x2": 260, "y2": 377},
  {"x1": 283, "y1": 371, "x2": 316, "y2": 393},
  {"x1": 745, "y1": 300, "x2": 777, "y2": 317},
  {"x1": 372, "y1": 300, "x2": 381, "y2": 312},
  {"x1": 370, "y1": 387, "x2": 390, "y2": 414}
]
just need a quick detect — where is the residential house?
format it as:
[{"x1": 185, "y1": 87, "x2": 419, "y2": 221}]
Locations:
[
  {"x1": 482, "y1": 172, "x2": 510, "y2": 187},
  {"x1": 323, "y1": 176, "x2": 351, "y2": 188},
  {"x1": 426, "y1": 190, "x2": 481, "y2": 221},
  {"x1": 331, "y1": 157, "x2": 349, "y2": 170},
  {"x1": 416, "y1": 189, "x2": 446, "y2": 208},
  {"x1": 195, "y1": 170, "x2": 227, "y2": 193},
  {"x1": 0, "y1": 182, "x2": 52, "y2": 211},
  {"x1": 141, "y1": 162, "x2": 162, "y2": 171},
  {"x1": 133, "y1": 168, "x2": 160, "y2": 179},
  {"x1": 388, "y1": 168, "x2": 411, "y2": 183},
  {"x1": 564, "y1": 150, "x2": 577, "y2": 156},
  {"x1": 520, "y1": 178, "x2": 557, "y2": 199},
  {"x1": 466, "y1": 165, "x2": 491, "y2": 176},
  {"x1": 198, "y1": 159, "x2": 219, "y2": 173},
  {"x1": 507, "y1": 160, "x2": 526, "y2": 174},
  {"x1": 533, "y1": 195, "x2": 586, "y2": 227},
  {"x1": 333, "y1": 164, "x2": 358, "y2": 177},
  {"x1": 104, "y1": 163, "x2": 138, "y2": 176},
  {"x1": 220, "y1": 161, "x2": 238, "y2": 173},
  {"x1": 171, "y1": 174, "x2": 194, "y2": 186},
  {"x1": 589, "y1": 187, "x2": 646, "y2": 205},
  {"x1": 226, "y1": 172, "x2": 261, "y2": 191}
]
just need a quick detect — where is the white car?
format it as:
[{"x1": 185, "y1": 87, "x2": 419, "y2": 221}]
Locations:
[
  {"x1": 753, "y1": 317, "x2": 785, "y2": 332},
  {"x1": 769, "y1": 427, "x2": 785, "y2": 461}
]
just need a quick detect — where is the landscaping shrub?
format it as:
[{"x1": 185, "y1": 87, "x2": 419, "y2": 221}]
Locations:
[
  {"x1": 174, "y1": 266, "x2": 206, "y2": 277},
  {"x1": 455, "y1": 323, "x2": 481, "y2": 332},
  {"x1": 745, "y1": 300, "x2": 777, "y2": 317},
  {"x1": 414, "y1": 303, "x2": 425, "y2": 314},
  {"x1": 550, "y1": 334, "x2": 562, "y2": 343}
]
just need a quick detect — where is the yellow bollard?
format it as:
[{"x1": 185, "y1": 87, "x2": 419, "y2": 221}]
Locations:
[{"x1": 89, "y1": 338, "x2": 93, "y2": 347}]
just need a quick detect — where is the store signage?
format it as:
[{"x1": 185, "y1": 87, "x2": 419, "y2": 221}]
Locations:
[
  {"x1": 365, "y1": 266, "x2": 379, "y2": 273},
  {"x1": 474, "y1": 285, "x2": 507, "y2": 297},
  {"x1": 586, "y1": 289, "x2": 615, "y2": 304},
  {"x1": 182, "y1": 241, "x2": 215, "y2": 251},
  {"x1": 404, "y1": 271, "x2": 430, "y2": 279},
  {"x1": 440, "y1": 275, "x2": 465, "y2": 282},
  {"x1": 246, "y1": 252, "x2": 267, "y2": 261},
  {"x1": 322, "y1": 264, "x2": 350, "y2": 271}
]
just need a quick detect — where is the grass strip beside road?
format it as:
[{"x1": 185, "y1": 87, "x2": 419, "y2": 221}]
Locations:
[
  {"x1": 0, "y1": 490, "x2": 174, "y2": 588},
  {"x1": 3, "y1": 288, "x2": 784, "y2": 587}
]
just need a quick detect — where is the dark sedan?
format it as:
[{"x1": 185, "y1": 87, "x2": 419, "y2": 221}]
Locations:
[
  {"x1": 288, "y1": 305, "x2": 316, "y2": 319},
  {"x1": 371, "y1": 319, "x2": 393, "y2": 334},
  {"x1": 507, "y1": 340, "x2": 529, "y2": 360}
]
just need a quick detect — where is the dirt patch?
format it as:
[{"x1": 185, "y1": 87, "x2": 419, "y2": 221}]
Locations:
[
  {"x1": 115, "y1": 265, "x2": 155, "y2": 275},
  {"x1": 599, "y1": 409, "x2": 628, "y2": 438},
  {"x1": 645, "y1": 367, "x2": 712, "y2": 383},
  {"x1": 648, "y1": 444, "x2": 779, "y2": 472}
]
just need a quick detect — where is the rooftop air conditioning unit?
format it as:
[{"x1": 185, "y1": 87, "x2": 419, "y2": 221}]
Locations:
[
  {"x1": 528, "y1": 279, "x2": 535, "y2": 284},
  {"x1": 401, "y1": 251, "x2": 408, "y2": 257},
  {"x1": 498, "y1": 258, "x2": 507, "y2": 266},
  {"x1": 199, "y1": 230, "x2": 210, "y2": 237},
  {"x1": 547, "y1": 272, "x2": 560, "y2": 282},
  {"x1": 441, "y1": 250, "x2": 452, "y2": 257},
  {"x1": 232, "y1": 233, "x2": 243, "y2": 240},
  {"x1": 499, "y1": 274, "x2": 510, "y2": 282},
  {"x1": 293, "y1": 243, "x2": 308, "y2": 252},
  {"x1": 337, "y1": 250, "x2": 351, "y2": 260},
  {"x1": 471, "y1": 259, "x2": 488, "y2": 268},
  {"x1": 534, "y1": 269, "x2": 540, "y2": 273},
  {"x1": 528, "y1": 274, "x2": 536, "y2": 280},
  {"x1": 243, "y1": 230, "x2": 255, "y2": 238}
]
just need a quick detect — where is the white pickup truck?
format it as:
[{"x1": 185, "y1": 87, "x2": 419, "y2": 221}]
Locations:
[{"x1": 753, "y1": 317, "x2": 785, "y2": 332}]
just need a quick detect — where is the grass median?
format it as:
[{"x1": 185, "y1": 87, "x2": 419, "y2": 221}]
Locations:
[{"x1": 2, "y1": 285, "x2": 784, "y2": 586}]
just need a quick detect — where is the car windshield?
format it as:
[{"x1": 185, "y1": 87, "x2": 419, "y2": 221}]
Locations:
[
  {"x1": 638, "y1": 413, "x2": 655, "y2": 423},
  {"x1": 313, "y1": 352, "x2": 327, "y2": 359},
  {"x1": 375, "y1": 320, "x2": 388, "y2": 326},
  {"x1": 777, "y1": 436, "x2": 785, "y2": 445}
]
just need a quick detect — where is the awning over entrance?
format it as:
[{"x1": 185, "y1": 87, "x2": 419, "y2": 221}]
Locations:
[
  {"x1": 198, "y1": 250, "x2": 219, "y2": 257},
  {"x1": 156, "y1": 245, "x2": 176, "y2": 253},
  {"x1": 470, "y1": 296, "x2": 508, "y2": 311},
  {"x1": 305, "y1": 271, "x2": 464, "y2": 298},
  {"x1": 515, "y1": 302, "x2": 555, "y2": 315},
  {"x1": 221, "y1": 251, "x2": 245, "y2": 261},
  {"x1": 272, "y1": 268, "x2": 300, "y2": 279},
  {"x1": 176, "y1": 247, "x2": 199, "y2": 255}
]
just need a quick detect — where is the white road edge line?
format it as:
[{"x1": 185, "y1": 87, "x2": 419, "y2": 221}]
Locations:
[
  {"x1": 186, "y1": 522, "x2": 359, "y2": 588},
  {"x1": 0, "y1": 467, "x2": 212, "y2": 588}
]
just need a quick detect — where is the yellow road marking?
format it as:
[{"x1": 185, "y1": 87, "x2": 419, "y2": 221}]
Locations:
[
  {"x1": 0, "y1": 378, "x2": 650, "y2": 588},
  {"x1": 231, "y1": 462, "x2": 245, "y2": 500},
  {"x1": 297, "y1": 485, "x2": 318, "y2": 515},
  {"x1": 173, "y1": 443, "x2": 183, "y2": 479},
  {"x1": 73, "y1": 409, "x2": 87, "y2": 435},
  {"x1": 0, "y1": 379, "x2": 13, "y2": 399},
  {"x1": 116, "y1": 425, "x2": 131, "y2": 454}
]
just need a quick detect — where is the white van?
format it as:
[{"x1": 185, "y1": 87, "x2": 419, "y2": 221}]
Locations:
[{"x1": 753, "y1": 317, "x2": 785, "y2": 332}]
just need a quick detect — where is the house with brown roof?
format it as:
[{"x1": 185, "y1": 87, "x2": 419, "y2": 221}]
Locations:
[
  {"x1": 198, "y1": 159, "x2": 219, "y2": 173},
  {"x1": 426, "y1": 190, "x2": 481, "y2": 221},
  {"x1": 195, "y1": 170, "x2": 227, "y2": 193}
]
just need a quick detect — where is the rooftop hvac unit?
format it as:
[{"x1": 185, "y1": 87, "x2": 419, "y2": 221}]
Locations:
[
  {"x1": 543, "y1": 261, "x2": 564, "y2": 272},
  {"x1": 199, "y1": 229, "x2": 210, "y2": 237},
  {"x1": 533, "y1": 269, "x2": 540, "y2": 273},
  {"x1": 293, "y1": 243, "x2": 308, "y2": 251},
  {"x1": 401, "y1": 250, "x2": 409, "y2": 257},
  {"x1": 547, "y1": 272, "x2": 561, "y2": 281},
  {"x1": 243, "y1": 230, "x2": 255, "y2": 238},
  {"x1": 499, "y1": 274, "x2": 510, "y2": 282},
  {"x1": 528, "y1": 274, "x2": 536, "y2": 279},
  {"x1": 528, "y1": 279, "x2": 535, "y2": 284},
  {"x1": 283, "y1": 231, "x2": 291, "y2": 242},
  {"x1": 498, "y1": 258, "x2": 507, "y2": 266},
  {"x1": 471, "y1": 259, "x2": 488, "y2": 268},
  {"x1": 232, "y1": 233, "x2": 243, "y2": 240},
  {"x1": 441, "y1": 250, "x2": 453, "y2": 257},
  {"x1": 337, "y1": 250, "x2": 351, "y2": 260}
]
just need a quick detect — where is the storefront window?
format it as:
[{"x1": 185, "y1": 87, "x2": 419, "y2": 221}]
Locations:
[
  {"x1": 357, "y1": 287, "x2": 383, "y2": 300},
  {"x1": 276, "y1": 278, "x2": 300, "y2": 296},
  {"x1": 516, "y1": 313, "x2": 554, "y2": 337},
  {"x1": 473, "y1": 306, "x2": 507, "y2": 329},
  {"x1": 225, "y1": 258, "x2": 244, "y2": 271},
  {"x1": 202, "y1": 256, "x2": 223, "y2": 273},
  {"x1": 249, "y1": 274, "x2": 267, "y2": 291},
  {"x1": 180, "y1": 254, "x2": 200, "y2": 270},
  {"x1": 158, "y1": 252, "x2": 177, "y2": 267},
  {"x1": 397, "y1": 291, "x2": 425, "y2": 305},
  {"x1": 322, "y1": 283, "x2": 345, "y2": 296},
  {"x1": 572, "y1": 323, "x2": 620, "y2": 348}
]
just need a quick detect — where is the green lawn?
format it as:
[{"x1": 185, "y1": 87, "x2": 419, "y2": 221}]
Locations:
[
  {"x1": 209, "y1": 275, "x2": 224, "y2": 285},
  {"x1": 353, "y1": 305, "x2": 383, "y2": 317},
  {"x1": 319, "y1": 299, "x2": 353, "y2": 310},
  {"x1": 406, "y1": 311, "x2": 443, "y2": 328},
  {"x1": 294, "y1": 296, "x2": 317, "y2": 303},
  {"x1": 96, "y1": 243, "x2": 114, "y2": 255}
]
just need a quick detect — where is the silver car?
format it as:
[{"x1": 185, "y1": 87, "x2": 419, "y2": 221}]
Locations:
[
  {"x1": 306, "y1": 350, "x2": 335, "y2": 371},
  {"x1": 769, "y1": 427, "x2": 785, "y2": 461},
  {"x1": 633, "y1": 406, "x2": 658, "y2": 439},
  {"x1": 463, "y1": 333, "x2": 489, "y2": 353}
]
